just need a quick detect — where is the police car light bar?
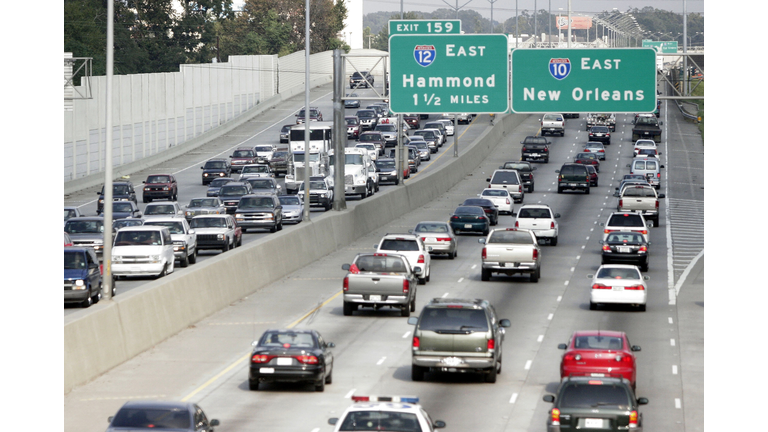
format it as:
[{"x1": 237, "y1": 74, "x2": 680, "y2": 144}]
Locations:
[{"x1": 351, "y1": 396, "x2": 419, "y2": 404}]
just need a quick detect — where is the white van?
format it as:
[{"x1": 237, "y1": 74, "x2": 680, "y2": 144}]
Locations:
[
  {"x1": 112, "y1": 226, "x2": 176, "y2": 278},
  {"x1": 627, "y1": 157, "x2": 664, "y2": 190}
]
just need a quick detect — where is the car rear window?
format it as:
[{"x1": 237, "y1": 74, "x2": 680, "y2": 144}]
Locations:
[
  {"x1": 517, "y1": 208, "x2": 552, "y2": 219},
  {"x1": 339, "y1": 411, "x2": 422, "y2": 432},
  {"x1": 633, "y1": 160, "x2": 658, "y2": 170},
  {"x1": 559, "y1": 164, "x2": 586, "y2": 176},
  {"x1": 596, "y1": 267, "x2": 641, "y2": 279},
  {"x1": 258, "y1": 331, "x2": 316, "y2": 348},
  {"x1": 418, "y1": 307, "x2": 489, "y2": 332},
  {"x1": 380, "y1": 239, "x2": 419, "y2": 251},
  {"x1": 487, "y1": 230, "x2": 533, "y2": 244},
  {"x1": 622, "y1": 187, "x2": 656, "y2": 197},
  {"x1": 606, "y1": 233, "x2": 644, "y2": 244},
  {"x1": 111, "y1": 408, "x2": 191, "y2": 429},
  {"x1": 490, "y1": 171, "x2": 519, "y2": 185},
  {"x1": 354, "y1": 255, "x2": 410, "y2": 273},
  {"x1": 454, "y1": 206, "x2": 484, "y2": 216},
  {"x1": 591, "y1": 126, "x2": 609, "y2": 133},
  {"x1": 481, "y1": 189, "x2": 509, "y2": 197},
  {"x1": 573, "y1": 335, "x2": 624, "y2": 350},
  {"x1": 607, "y1": 214, "x2": 645, "y2": 227},
  {"x1": 502, "y1": 163, "x2": 530, "y2": 171},
  {"x1": 559, "y1": 383, "x2": 632, "y2": 409}
]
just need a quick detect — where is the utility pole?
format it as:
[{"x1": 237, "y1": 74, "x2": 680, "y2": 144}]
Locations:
[
  {"x1": 102, "y1": 0, "x2": 114, "y2": 300},
  {"x1": 332, "y1": 50, "x2": 346, "y2": 210},
  {"x1": 302, "y1": 0, "x2": 311, "y2": 223},
  {"x1": 487, "y1": 0, "x2": 498, "y2": 33}
]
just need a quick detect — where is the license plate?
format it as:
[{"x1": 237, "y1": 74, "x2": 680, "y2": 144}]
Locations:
[
  {"x1": 585, "y1": 418, "x2": 604, "y2": 428},
  {"x1": 590, "y1": 373, "x2": 605, "y2": 377},
  {"x1": 612, "y1": 286, "x2": 622, "y2": 291},
  {"x1": 259, "y1": 368, "x2": 275, "y2": 373},
  {"x1": 618, "y1": 246, "x2": 631, "y2": 253},
  {"x1": 276, "y1": 357, "x2": 292, "y2": 366},
  {"x1": 464, "y1": 224, "x2": 472, "y2": 229},
  {"x1": 569, "y1": 183, "x2": 577, "y2": 186},
  {"x1": 370, "y1": 295, "x2": 382, "y2": 302},
  {"x1": 531, "y1": 153, "x2": 540, "y2": 156},
  {"x1": 443, "y1": 357, "x2": 462, "y2": 366}
]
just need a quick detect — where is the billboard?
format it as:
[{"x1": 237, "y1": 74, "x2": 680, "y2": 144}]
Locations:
[{"x1": 556, "y1": 16, "x2": 593, "y2": 30}]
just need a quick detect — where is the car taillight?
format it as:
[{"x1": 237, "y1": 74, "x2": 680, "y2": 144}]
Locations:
[
  {"x1": 488, "y1": 184, "x2": 491, "y2": 188},
  {"x1": 604, "y1": 229, "x2": 616, "y2": 234},
  {"x1": 251, "y1": 354, "x2": 274, "y2": 363},
  {"x1": 657, "y1": 172, "x2": 661, "y2": 178},
  {"x1": 417, "y1": 254, "x2": 425, "y2": 263},
  {"x1": 543, "y1": 147, "x2": 548, "y2": 152},
  {"x1": 602, "y1": 245, "x2": 611, "y2": 252},
  {"x1": 592, "y1": 283, "x2": 611, "y2": 289},
  {"x1": 618, "y1": 199, "x2": 623, "y2": 207},
  {"x1": 343, "y1": 276, "x2": 349, "y2": 292},
  {"x1": 295, "y1": 355, "x2": 319, "y2": 364},
  {"x1": 551, "y1": 408, "x2": 561, "y2": 426},
  {"x1": 484, "y1": 208, "x2": 492, "y2": 213},
  {"x1": 639, "y1": 230, "x2": 648, "y2": 235},
  {"x1": 550, "y1": 221, "x2": 555, "y2": 229},
  {"x1": 599, "y1": 149, "x2": 605, "y2": 152},
  {"x1": 532, "y1": 249, "x2": 538, "y2": 260},
  {"x1": 420, "y1": 237, "x2": 426, "y2": 242},
  {"x1": 563, "y1": 353, "x2": 582, "y2": 361},
  {"x1": 629, "y1": 410, "x2": 638, "y2": 428},
  {"x1": 639, "y1": 246, "x2": 648, "y2": 252},
  {"x1": 625, "y1": 285, "x2": 645, "y2": 290},
  {"x1": 437, "y1": 237, "x2": 451, "y2": 241},
  {"x1": 99, "y1": 264, "x2": 104, "y2": 275},
  {"x1": 413, "y1": 336, "x2": 420, "y2": 349},
  {"x1": 514, "y1": 220, "x2": 519, "y2": 228},
  {"x1": 506, "y1": 198, "x2": 511, "y2": 205},
  {"x1": 403, "y1": 279, "x2": 410, "y2": 294},
  {"x1": 487, "y1": 339, "x2": 495, "y2": 352},
  {"x1": 451, "y1": 216, "x2": 459, "y2": 220},
  {"x1": 482, "y1": 247, "x2": 487, "y2": 259},
  {"x1": 617, "y1": 355, "x2": 633, "y2": 363},
  {"x1": 655, "y1": 200, "x2": 660, "y2": 209}
]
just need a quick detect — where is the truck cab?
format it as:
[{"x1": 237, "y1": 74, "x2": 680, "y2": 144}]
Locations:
[{"x1": 329, "y1": 147, "x2": 375, "y2": 200}]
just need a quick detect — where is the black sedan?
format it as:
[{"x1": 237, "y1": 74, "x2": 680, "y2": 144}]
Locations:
[
  {"x1": 461, "y1": 198, "x2": 499, "y2": 225},
  {"x1": 588, "y1": 125, "x2": 612, "y2": 144},
  {"x1": 600, "y1": 231, "x2": 650, "y2": 271},
  {"x1": 106, "y1": 400, "x2": 219, "y2": 431},
  {"x1": 206, "y1": 177, "x2": 235, "y2": 197},
  {"x1": 249, "y1": 329, "x2": 335, "y2": 392},
  {"x1": 449, "y1": 205, "x2": 490, "y2": 236}
]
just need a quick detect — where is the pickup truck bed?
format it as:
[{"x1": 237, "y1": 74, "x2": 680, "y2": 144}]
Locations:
[
  {"x1": 617, "y1": 185, "x2": 664, "y2": 226},
  {"x1": 632, "y1": 117, "x2": 663, "y2": 143},
  {"x1": 479, "y1": 228, "x2": 542, "y2": 282}
]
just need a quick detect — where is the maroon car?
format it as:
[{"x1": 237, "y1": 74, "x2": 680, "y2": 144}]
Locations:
[
  {"x1": 573, "y1": 152, "x2": 600, "y2": 173},
  {"x1": 585, "y1": 165, "x2": 598, "y2": 187},
  {"x1": 345, "y1": 116, "x2": 361, "y2": 139},
  {"x1": 142, "y1": 174, "x2": 178, "y2": 202},
  {"x1": 230, "y1": 147, "x2": 257, "y2": 173},
  {"x1": 404, "y1": 114, "x2": 419, "y2": 130}
]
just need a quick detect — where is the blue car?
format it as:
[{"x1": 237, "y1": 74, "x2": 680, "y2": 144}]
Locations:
[
  {"x1": 64, "y1": 247, "x2": 109, "y2": 308},
  {"x1": 449, "y1": 205, "x2": 490, "y2": 236}
]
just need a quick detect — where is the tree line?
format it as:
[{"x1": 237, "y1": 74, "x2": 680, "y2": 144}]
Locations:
[{"x1": 64, "y1": 0, "x2": 349, "y2": 80}]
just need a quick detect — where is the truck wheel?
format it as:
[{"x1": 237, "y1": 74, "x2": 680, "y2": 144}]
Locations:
[
  {"x1": 343, "y1": 301, "x2": 354, "y2": 316},
  {"x1": 410, "y1": 298, "x2": 416, "y2": 312},
  {"x1": 189, "y1": 248, "x2": 197, "y2": 264},
  {"x1": 81, "y1": 288, "x2": 93, "y2": 308},
  {"x1": 221, "y1": 240, "x2": 229, "y2": 252},
  {"x1": 411, "y1": 364, "x2": 426, "y2": 381},
  {"x1": 401, "y1": 305, "x2": 410, "y2": 317},
  {"x1": 585, "y1": 187, "x2": 591, "y2": 195},
  {"x1": 485, "y1": 361, "x2": 498, "y2": 383},
  {"x1": 180, "y1": 253, "x2": 189, "y2": 268},
  {"x1": 550, "y1": 236, "x2": 558, "y2": 246},
  {"x1": 530, "y1": 268, "x2": 540, "y2": 283},
  {"x1": 481, "y1": 268, "x2": 491, "y2": 281}
]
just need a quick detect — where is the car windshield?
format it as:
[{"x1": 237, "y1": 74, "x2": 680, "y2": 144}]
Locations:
[
  {"x1": 518, "y1": 208, "x2": 552, "y2": 218},
  {"x1": 376, "y1": 160, "x2": 395, "y2": 169},
  {"x1": 339, "y1": 411, "x2": 422, "y2": 432},
  {"x1": 110, "y1": 185, "x2": 131, "y2": 195},
  {"x1": 114, "y1": 230, "x2": 163, "y2": 246},
  {"x1": 414, "y1": 142, "x2": 428, "y2": 150},
  {"x1": 64, "y1": 220, "x2": 104, "y2": 234},
  {"x1": 490, "y1": 172, "x2": 519, "y2": 184},
  {"x1": 606, "y1": 233, "x2": 644, "y2": 244},
  {"x1": 596, "y1": 267, "x2": 641, "y2": 279},
  {"x1": 146, "y1": 175, "x2": 170, "y2": 184},
  {"x1": 488, "y1": 230, "x2": 533, "y2": 244},
  {"x1": 64, "y1": 251, "x2": 88, "y2": 269},
  {"x1": 189, "y1": 199, "x2": 216, "y2": 208},
  {"x1": 145, "y1": 221, "x2": 185, "y2": 234},
  {"x1": 65, "y1": 209, "x2": 78, "y2": 220},
  {"x1": 359, "y1": 134, "x2": 380, "y2": 142},
  {"x1": 354, "y1": 255, "x2": 411, "y2": 273},
  {"x1": 380, "y1": 239, "x2": 419, "y2": 251},
  {"x1": 481, "y1": 189, "x2": 509, "y2": 197},
  {"x1": 205, "y1": 161, "x2": 227, "y2": 169},
  {"x1": 258, "y1": 331, "x2": 316, "y2": 348},
  {"x1": 346, "y1": 118, "x2": 358, "y2": 125},
  {"x1": 573, "y1": 335, "x2": 624, "y2": 350},
  {"x1": 281, "y1": 125, "x2": 292, "y2": 133},
  {"x1": 418, "y1": 307, "x2": 489, "y2": 332},
  {"x1": 376, "y1": 125, "x2": 396, "y2": 132},
  {"x1": 559, "y1": 383, "x2": 631, "y2": 409},
  {"x1": 357, "y1": 111, "x2": 375, "y2": 118},
  {"x1": 356, "y1": 144, "x2": 375, "y2": 151},
  {"x1": 110, "y1": 408, "x2": 191, "y2": 429},
  {"x1": 145, "y1": 205, "x2": 176, "y2": 215},
  {"x1": 254, "y1": 146, "x2": 272, "y2": 152},
  {"x1": 220, "y1": 186, "x2": 248, "y2": 196},
  {"x1": 190, "y1": 218, "x2": 227, "y2": 228},
  {"x1": 113, "y1": 202, "x2": 133, "y2": 212},
  {"x1": 414, "y1": 223, "x2": 449, "y2": 233},
  {"x1": 209, "y1": 179, "x2": 232, "y2": 187},
  {"x1": 414, "y1": 131, "x2": 434, "y2": 139},
  {"x1": 279, "y1": 196, "x2": 301, "y2": 206},
  {"x1": 345, "y1": 154, "x2": 364, "y2": 165},
  {"x1": 273, "y1": 151, "x2": 288, "y2": 159},
  {"x1": 249, "y1": 180, "x2": 274, "y2": 189},
  {"x1": 454, "y1": 206, "x2": 483, "y2": 216},
  {"x1": 239, "y1": 197, "x2": 274, "y2": 209},
  {"x1": 310, "y1": 181, "x2": 328, "y2": 190},
  {"x1": 233, "y1": 150, "x2": 253, "y2": 158}
]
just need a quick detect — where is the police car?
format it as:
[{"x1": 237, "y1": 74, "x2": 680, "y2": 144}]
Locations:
[{"x1": 328, "y1": 396, "x2": 446, "y2": 432}]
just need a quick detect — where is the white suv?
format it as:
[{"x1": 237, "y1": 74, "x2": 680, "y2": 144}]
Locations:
[
  {"x1": 112, "y1": 226, "x2": 176, "y2": 278},
  {"x1": 514, "y1": 204, "x2": 561, "y2": 246},
  {"x1": 375, "y1": 234, "x2": 432, "y2": 285},
  {"x1": 486, "y1": 169, "x2": 524, "y2": 203}
]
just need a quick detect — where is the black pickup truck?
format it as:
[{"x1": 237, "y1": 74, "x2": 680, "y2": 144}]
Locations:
[
  {"x1": 520, "y1": 136, "x2": 551, "y2": 163},
  {"x1": 632, "y1": 115, "x2": 663, "y2": 143}
]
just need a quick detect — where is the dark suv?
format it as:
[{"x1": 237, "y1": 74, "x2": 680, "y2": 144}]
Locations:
[
  {"x1": 219, "y1": 182, "x2": 254, "y2": 214},
  {"x1": 543, "y1": 376, "x2": 648, "y2": 431},
  {"x1": 235, "y1": 194, "x2": 283, "y2": 233},
  {"x1": 407, "y1": 298, "x2": 511, "y2": 383},
  {"x1": 201, "y1": 158, "x2": 232, "y2": 185},
  {"x1": 142, "y1": 174, "x2": 178, "y2": 202},
  {"x1": 556, "y1": 163, "x2": 590, "y2": 194},
  {"x1": 97, "y1": 181, "x2": 137, "y2": 214},
  {"x1": 350, "y1": 71, "x2": 374, "y2": 88}
]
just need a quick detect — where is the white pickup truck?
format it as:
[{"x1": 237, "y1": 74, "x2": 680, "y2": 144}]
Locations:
[
  {"x1": 341, "y1": 253, "x2": 421, "y2": 317},
  {"x1": 617, "y1": 185, "x2": 665, "y2": 227},
  {"x1": 375, "y1": 234, "x2": 432, "y2": 285},
  {"x1": 478, "y1": 228, "x2": 542, "y2": 282},
  {"x1": 539, "y1": 113, "x2": 565, "y2": 137}
]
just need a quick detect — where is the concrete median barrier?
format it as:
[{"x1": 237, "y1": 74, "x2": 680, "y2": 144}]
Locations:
[{"x1": 64, "y1": 112, "x2": 527, "y2": 393}]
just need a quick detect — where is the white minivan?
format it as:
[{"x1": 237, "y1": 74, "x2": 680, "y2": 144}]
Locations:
[
  {"x1": 627, "y1": 157, "x2": 664, "y2": 189},
  {"x1": 112, "y1": 226, "x2": 176, "y2": 278}
]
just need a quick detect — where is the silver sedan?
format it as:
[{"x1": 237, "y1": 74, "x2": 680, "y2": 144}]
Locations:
[
  {"x1": 183, "y1": 197, "x2": 226, "y2": 221},
  {"x1": 411, "y1": 221, "x2": 458, "y2": 259}
]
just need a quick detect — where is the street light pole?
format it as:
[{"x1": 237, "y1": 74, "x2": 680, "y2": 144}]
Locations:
[
  {"x1": 302, "y1": 0, "x2": 311, "y2": 223},
  {"x1": 102, "y1": 0, "x2": 114, "y2": 300}
]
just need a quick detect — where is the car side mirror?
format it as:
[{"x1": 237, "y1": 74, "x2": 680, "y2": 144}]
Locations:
[
  {"x1": 499, "y1": 319, "x2": 511, "y2": 328},
  {"x1": 587, "y1": 274, "x2": 594, "y2": 279},
  {"x1": 229, "y1": 155, "x2": 233, "y2": 158},
  {"x1": 478, "y1": 238, "x2": 486, "y2": 244},
  {"x1": 426, "y1": 246, "x2": 433, "y2": 252},
  {"x1": 485, "y1": 178, "x2": 491, "y2": 182},
  {"x1": 660, "y1": 164, "x2": 665, "y2": 168},
  {"x1": 658, "y1": 193, "x2": 665, "y2": 198},
  {"x1": 543, "y1": 395, "x2": 555, "y2": 403},
  {"x1": 637, "y1": 397, "x2": 649, "y2": 405},
  {"x1": 328, "y1": 418, "x2": 339, "y2": 425},
  {"x1": 626, "y1": 164, "x2": 631, "y2": 168},
  {"x1": 631, "y1": 345, "x2": 641, "y2": 352},
  {"x1": 327, "y1": 342, "x2": 336, "y2": 348},
  {"x1": 557, "y1": 343, "x2": 567, "y2": 349},
  {"x1": 413, "y1": 266, "x2": 423, "y2": 275},
  {"x1": 598, "y1": 240, "x2": 604, "y2": 245},
  {"x1": 643, "y1": 275, "x2": 650, "y2": 281},
  {"x1": 554, "y1": 213, "x2": 561, "y2": 218},
  {"x1": 373, "y1": 244, "x2": 379, "y2": 249},
  {"x1": 407, "y1": 316, "x2": 419, "y2": 325},
  {"x1": 210, "y1": 419, "x2": 220, "y2": 427},
  {"x1": 433, "y1": 421, "x2": 447, "y2": 429},
  {"x1": 341, "y1": 264, "x2": 350, "y2": 271},
  {"x1": 555, "y1": 170, "x2": 560, "y2": 173},
  {"x1": 189, "y1": 229, "x2": 195, "y2": 234},
  {"x1": 108, "y1": 416, "x2": 114, "y2": 423},
  {"x1": 599, "y1": 222, "x2": 605, "y2": 227}
]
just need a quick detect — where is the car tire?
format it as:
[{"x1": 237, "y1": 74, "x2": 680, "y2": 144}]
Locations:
[
  {"x1": 180, "y1": 253, "x2": 189, "y2": 268},
  {"x1": 557, "y1": 187, "x2": 563, "y2": 194},
  {"x1": 585, "y1": 187, "x2": 591, "y2": 195},
  {"x1": 481, "y1": 268, "x2": 491, "y2": 281},
  {"x1": 270, "y1": 224, "x2": 277, "y2": 233},
  {"x1": 314, "y1": 379, "x2": 325, "y2": 392},
  {"x1": 410, "y1": 298, "x2": 416, "y2": 312},
  {"x1": 589, "y1": 301, "x2": 597, "y2": 311},
  {"x1": 485, "y1": 361, "x2": 498, "y2": 383},
  {"x1": 449, "y1": 249, "x2": 456, "y2": 260},
  {"x1": 401, "y1": 305, "x2": 410, "y2": 317},
  {"x1": 482, "y1": 227, "x2": 489, "y2": 236},
  {"x1": 189, "y1": 248, "x2": 197, "y2": 264},
  {"x1": 550, "y1": 236, "x2": 558, "y2": 246},
  {"x1": 249, "y1": 380, "x2": 259, "y2": 391},
  {"x1": 418, "y1": 277, "x2": 426, "y2": 285},
  {"x1": 411, "y1": 364, "x2": 426, "y2": 382},
  {"x1": 325, "y1": 368, "x2": 333, "y2": 384},
  {"x1": 81, "y1": 289, "x2": 93, "y2": 308},
  {"x1": 530, "y1": 268, "x2": 540, "y2": 283},
  {"x1": 343, "y1": 301, "x2": 354, "y2": 316},
  {"x1": 394, "y1": 178, "x2": 400, "y2": 186},
  {"x1": 221, "y1": 240, "x2": 230, "y2": 252},
  {"x1": 641, "y1": 262, "x2": 649, "y2": 272},
  {"x1": 277, "y1": 220, "x2": 283, "y2": 231},
  {"x1": 638, "y1": 304, "x2": 647, "y2": 312}
]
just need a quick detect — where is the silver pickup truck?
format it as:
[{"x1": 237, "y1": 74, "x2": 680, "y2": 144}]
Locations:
[
  {"x1": 478, "y1": 228, "x2": 541, "y2": 282},
  {"x1": 616, "y1": 185, "x2": 665, "y2": 227},
  {"x1": 341, "y1": 253, "x2": 422, "y2": 317}
]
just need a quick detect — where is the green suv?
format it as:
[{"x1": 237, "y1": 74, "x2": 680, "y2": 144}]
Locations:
[
  {"x1": 556, "y1": 163, "x2": 591, "y2": 194},
  {"x1": 407, "y1": 298, "x2": 510, "y2": 383},
  {"x1": 543, "y1": 376, "x2": 649, "y2": 431}
]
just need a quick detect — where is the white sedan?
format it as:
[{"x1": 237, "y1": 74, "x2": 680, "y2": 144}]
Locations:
[
  {"x1": 588, "y1": 264, "x2": 649, "y2": 311},
  {"x1": 478, "y1": 188, "x2": 514, "y2": 215}
]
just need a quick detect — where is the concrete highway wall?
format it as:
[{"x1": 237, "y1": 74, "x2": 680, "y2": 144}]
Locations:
[{"x1": 64, "y1": 112, "x2": 527, "y2": 394}]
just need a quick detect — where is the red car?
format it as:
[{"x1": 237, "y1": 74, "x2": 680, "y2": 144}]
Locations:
[
  {"x1": 558, "y1": 330, "x2": 641, "y2": 391},
  {"x1": 345, "y1": 116, "x2": 361, "y2": 139},
  {"x1": 142, "y1": 174, "x2": 178, "y2": 202},
  {"x1": 585, "y1": 165, "x2": 598, "y2": 187},
  {"x1": 573, "y1": 152, "x2": 600, "y2": 172},
  {"x1": 230, "y1": 147, "x2": 257, "y2": 173}
]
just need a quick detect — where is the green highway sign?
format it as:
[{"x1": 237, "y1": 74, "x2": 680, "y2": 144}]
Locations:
[
  {"x1": 389, "y1": 19, "x2": 461, "y2": 35},
  {"x1": 510, "y1": 48, "x2": 657, "y2": 113},
  {"x1": 642, "y1": 40, "x2": 678, "y2": 53},
  {"x1": 389, "y1": 34, "x2": 509, "y2": 114}
]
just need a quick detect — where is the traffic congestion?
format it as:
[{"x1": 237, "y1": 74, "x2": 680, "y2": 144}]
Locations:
[{"x1": 63, "y1": 75, "x2": 702, "y2": 432}]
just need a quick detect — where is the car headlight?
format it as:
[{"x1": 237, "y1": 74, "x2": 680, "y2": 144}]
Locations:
[
  {"x1": 186, "y1": 211, "x2": 193, "y2": 216},
  {"x1": 98, "y1": 199, "x2": 104, "y2": 204},
  {"x1": 217, "y1": 234, "x2": 225, "y2": 240},
  {"x1": 112, "y1": 256, "x2": 123, "y2": 263},
  {"x1": 73, "y1": 279, "x2": 86, "y2": 290},
  {"x1": 150, "y1": 255, "x2": 161, "y2": 263},
  {"x1": 203, "y1": 173, "x2": 209, "y2": 177},
  {"x1": 235, "y1": 214, "x2": 243, "y2": 218}
]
